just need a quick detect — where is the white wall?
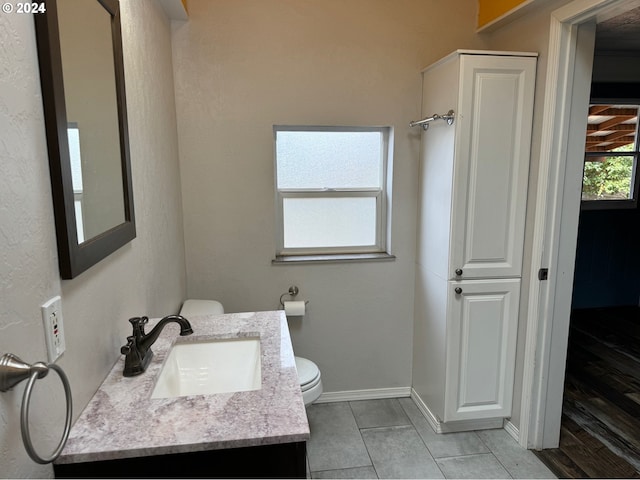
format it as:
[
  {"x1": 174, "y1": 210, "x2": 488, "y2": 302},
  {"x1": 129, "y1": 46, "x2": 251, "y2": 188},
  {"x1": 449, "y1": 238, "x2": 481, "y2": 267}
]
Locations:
[
  {"x1": 0, "y1": 1, "x2": 186, "y2": 476},
  {"x1": 171, "y1": 0, "x2": 487, "y2": 394}
]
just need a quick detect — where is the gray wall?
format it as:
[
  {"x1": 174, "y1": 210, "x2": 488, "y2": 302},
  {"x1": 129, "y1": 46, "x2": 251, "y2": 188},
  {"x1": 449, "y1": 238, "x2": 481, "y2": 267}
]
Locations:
[
  {"x1": 171, "y1": 0, "x2": 487, "y2": 394},
  {"x1": 0, "y1": 1, "x2": 186, "y2": 476}
]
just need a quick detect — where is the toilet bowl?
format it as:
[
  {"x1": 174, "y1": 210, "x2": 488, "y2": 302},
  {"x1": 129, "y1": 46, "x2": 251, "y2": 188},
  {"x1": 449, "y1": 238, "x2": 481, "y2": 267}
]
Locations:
[
  {"x1": 180, "y1": 299, "x2": 225, "y2": 317},
  {"x1": 295, "y1": 356, "x2": 323, "y2": 406},
  {"x1": 179, "y1": 299, "x2": 323, "y2": 406}
]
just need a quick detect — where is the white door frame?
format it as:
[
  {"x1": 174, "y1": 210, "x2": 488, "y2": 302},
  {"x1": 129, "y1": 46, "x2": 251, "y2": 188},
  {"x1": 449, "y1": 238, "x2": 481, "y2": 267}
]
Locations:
[{"x1": 519, "y1": 0, "x2": 640, "y2": 450}]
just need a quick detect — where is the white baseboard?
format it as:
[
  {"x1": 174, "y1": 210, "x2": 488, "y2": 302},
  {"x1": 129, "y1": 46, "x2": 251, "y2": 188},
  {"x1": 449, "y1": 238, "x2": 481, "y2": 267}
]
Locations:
[
  {"x1": 410, "y1": 389, "x2": 443, "y2": 432},
  {"x1": 503, "y1": 419, "x2": 520, "y2": 442},
  {"x1": 410, "y1": 388, "x2": 504, "y2": 433},
  {"x1": 315, "y1": 387, "x2": 412, "y2": 403},
  {"x1": 316, "y1": 387, "x2": 519, "y2": 439}
]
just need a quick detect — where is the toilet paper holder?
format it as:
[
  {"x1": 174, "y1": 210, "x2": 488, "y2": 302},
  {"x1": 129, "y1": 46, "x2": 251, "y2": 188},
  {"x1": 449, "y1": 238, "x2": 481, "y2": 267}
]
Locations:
[{"x1": 279, "y1": 285, "x2": 308, "y2": 308}]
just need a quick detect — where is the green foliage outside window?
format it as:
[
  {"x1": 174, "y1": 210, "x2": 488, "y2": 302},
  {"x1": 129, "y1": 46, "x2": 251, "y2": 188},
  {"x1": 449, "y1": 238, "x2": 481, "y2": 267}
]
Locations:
[{"x1": 582, "y1": 144, "x2": 635, "y2": 201}]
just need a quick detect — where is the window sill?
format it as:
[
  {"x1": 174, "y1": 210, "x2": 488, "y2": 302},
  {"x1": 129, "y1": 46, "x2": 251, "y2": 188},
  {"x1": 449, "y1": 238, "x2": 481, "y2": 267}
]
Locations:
[
  {"x1": 272, "y1": 252, "x2": 396, "y2": 265},
  {"x1": 581, "y1": 199, "x2": 637, "y2": 210}
]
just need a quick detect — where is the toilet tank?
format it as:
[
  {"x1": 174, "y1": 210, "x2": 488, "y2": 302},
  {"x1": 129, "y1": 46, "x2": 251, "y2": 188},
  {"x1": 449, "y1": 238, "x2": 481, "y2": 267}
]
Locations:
[{"x1": 180, "y1": 299, "x2": 225, "y2": 317}]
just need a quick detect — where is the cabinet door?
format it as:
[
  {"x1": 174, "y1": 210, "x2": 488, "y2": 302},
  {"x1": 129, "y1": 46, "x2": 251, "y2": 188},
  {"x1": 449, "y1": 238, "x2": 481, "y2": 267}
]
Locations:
[
  {"x1": 444, "y1": 278, "x2": 520, "y2": 422},
  {"x1": 450, "y1": 55, "x2": 536, "y2": 279}
]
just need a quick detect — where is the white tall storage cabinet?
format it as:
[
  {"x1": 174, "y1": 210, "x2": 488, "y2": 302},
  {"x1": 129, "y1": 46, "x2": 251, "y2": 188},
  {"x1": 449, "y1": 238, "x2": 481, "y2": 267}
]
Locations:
[{"x1": 412, "y1": 50, "x2": 537, "y2": 433}]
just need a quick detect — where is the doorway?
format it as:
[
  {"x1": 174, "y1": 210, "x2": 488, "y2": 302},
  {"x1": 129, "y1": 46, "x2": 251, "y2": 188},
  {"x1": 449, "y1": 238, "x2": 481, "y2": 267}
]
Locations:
[
  {"x1": 520, "y1": 0, "x2": 640, "y2": 458},
  {"x1": 533, "y1": 14, "x2": 640, "y2": 473}
]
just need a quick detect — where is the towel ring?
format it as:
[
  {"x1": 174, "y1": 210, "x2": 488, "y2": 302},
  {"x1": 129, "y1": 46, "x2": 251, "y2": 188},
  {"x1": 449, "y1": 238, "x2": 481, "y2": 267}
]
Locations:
[{"x1": 0, "y1": 353, "x2": 73, "y2": 464}]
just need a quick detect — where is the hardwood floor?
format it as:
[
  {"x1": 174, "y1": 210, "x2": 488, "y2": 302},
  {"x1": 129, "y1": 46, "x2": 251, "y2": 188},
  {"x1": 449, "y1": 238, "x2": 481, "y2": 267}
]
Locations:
[{"x1": 534, "y1": 306, "x2": 640, "y2": 478}]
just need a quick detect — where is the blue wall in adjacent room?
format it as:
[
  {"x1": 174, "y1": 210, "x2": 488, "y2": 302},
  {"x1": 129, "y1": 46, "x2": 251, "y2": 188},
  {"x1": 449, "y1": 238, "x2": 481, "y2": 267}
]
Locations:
[{"x1": 572, "y1": 207, "x2": 640, "y2": 309}]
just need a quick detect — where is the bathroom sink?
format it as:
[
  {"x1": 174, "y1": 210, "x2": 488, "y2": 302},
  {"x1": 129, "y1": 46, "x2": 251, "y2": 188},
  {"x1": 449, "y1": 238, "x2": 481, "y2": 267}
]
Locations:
[{"x1": 151, "y1": 337, "x2": 261, "y2": 399}]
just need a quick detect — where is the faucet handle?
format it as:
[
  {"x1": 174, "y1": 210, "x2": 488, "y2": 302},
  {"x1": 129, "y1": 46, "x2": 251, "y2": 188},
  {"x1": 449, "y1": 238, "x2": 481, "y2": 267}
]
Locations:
[
  {"x1": 128, "y1": 316, "x2": 149, "y2": 334},
  {"x1": 120, "y1": 336, "x2": 135, "y2": 355},
  {"x1": 128, "y1": 316, "x2": 148, "y2": 326}
]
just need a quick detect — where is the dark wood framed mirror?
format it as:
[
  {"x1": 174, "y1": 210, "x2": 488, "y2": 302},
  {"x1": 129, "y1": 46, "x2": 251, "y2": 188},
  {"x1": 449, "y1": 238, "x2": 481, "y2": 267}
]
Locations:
[{"x1": 35, "y1": 0, "x2": 135, "y2": 279}]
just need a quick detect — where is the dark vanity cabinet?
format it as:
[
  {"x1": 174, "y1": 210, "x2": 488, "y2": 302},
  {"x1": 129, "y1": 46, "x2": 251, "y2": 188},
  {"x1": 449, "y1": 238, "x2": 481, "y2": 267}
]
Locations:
[{"x1": 54, "y1": 440, "x2": 306, "y2": 478}]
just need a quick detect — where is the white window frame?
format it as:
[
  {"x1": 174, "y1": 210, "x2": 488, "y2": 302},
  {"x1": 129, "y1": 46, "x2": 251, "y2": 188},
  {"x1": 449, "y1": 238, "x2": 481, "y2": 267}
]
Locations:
[
  {"x1": 68, "y1": 123, "x2": 85, "y2": 243},
  {"x1": 582, "y1": 101, "x2": 640, "y2": 210},
  {"x1": 274, "y1": 126, "x2": 391, "y2": 257}
]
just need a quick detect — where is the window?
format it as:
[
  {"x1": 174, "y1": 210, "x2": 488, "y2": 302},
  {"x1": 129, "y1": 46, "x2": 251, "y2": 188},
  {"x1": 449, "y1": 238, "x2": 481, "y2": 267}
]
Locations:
[
  {"x1": 582, "y1": 104, "x2": 639, "y2": 209},
  {"x1": 274, "y1": 126, "x2": 392, "y2": 259},
  {"x1": 68, "y1": 123, "x2": 85, "y2": 242}
]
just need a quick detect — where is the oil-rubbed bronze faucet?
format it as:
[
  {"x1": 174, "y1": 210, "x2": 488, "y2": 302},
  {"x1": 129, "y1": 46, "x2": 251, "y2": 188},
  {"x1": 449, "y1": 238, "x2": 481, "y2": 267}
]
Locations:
[{"x1": 120, "y1": 315, "x2": 193, "y2": 377}]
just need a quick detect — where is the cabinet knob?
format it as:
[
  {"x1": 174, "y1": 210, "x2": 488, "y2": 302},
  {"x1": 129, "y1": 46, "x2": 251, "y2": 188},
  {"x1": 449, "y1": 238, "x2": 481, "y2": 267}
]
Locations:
[
  {"x1": 455, "y1": 269, "x2": 463, "y2": 276},
  {"x1": 454, "y1": 287, "x2": 463, "y2": 295}
]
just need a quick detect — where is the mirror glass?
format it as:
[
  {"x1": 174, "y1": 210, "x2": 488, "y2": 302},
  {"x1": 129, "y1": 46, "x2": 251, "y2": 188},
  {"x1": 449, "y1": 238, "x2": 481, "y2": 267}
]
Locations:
[
  {"x1": 58, "y1": 0, "x2": 125, "y2": 242},
  {"x1": 35, "y1": 0, "x2": 136, "y2": 279}
]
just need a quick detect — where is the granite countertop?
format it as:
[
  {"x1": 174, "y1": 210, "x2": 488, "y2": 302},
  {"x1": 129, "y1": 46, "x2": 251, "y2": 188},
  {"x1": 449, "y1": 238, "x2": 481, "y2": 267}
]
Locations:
[{"x1": 55, "y1": 311, "x2": 310, "y2": 465}]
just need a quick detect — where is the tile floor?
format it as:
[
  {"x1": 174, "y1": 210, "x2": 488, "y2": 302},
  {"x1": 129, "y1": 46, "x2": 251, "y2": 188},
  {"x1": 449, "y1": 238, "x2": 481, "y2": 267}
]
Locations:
[{"x1": 305, "y1": 397, "x2": 557, "y2": 479}]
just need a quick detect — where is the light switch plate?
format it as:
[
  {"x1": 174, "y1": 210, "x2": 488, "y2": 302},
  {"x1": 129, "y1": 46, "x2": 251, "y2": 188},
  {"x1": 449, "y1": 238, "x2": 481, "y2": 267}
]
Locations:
[{"x1": 42, "y1": 296, "x2": 66, "y2": 362}]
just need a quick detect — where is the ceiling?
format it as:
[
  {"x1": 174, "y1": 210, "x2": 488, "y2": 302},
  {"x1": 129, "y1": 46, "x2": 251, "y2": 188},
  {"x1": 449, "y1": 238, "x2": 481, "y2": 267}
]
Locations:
[
  {"x1": 595, "y1": 6, "x2": 640, "y2": 52},
  {"x1": 587, "y1": 5, "x2": 640, "y2": 152},
  {"x1": 586, "y1": 105, "x2": 638, "y2": 152}
]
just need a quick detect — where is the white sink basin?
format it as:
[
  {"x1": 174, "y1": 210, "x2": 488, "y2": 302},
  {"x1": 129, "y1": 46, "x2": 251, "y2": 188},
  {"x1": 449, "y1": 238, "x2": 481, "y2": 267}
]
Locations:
[{"x1": 151, "y1": 337, "x2": 261, "y2": 399}]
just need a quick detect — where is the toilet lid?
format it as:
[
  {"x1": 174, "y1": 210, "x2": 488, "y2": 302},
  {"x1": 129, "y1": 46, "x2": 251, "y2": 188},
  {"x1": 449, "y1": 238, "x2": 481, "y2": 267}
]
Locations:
[{"x1": 295, "y1": 356, "x2": 320, "y2": 387}]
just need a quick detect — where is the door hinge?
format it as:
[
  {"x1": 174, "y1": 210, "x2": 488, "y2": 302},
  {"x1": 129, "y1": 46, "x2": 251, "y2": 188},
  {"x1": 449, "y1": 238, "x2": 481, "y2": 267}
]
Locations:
[{"x1": 538, "y1": 268, "x2": 549, "y2": 281}]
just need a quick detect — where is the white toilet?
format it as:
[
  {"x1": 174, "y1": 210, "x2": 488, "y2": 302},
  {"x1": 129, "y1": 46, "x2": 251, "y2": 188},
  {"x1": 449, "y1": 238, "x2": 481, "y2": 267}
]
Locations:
[
  {"x1": 294, "y1": 355, "x2": 323, "y2": 406},
  {"x1": 179, "y1": 299, "x2": 323, "y2": 407},
  {"x1": 180, "y1": 299, "x2": 225, "y2": 317}
]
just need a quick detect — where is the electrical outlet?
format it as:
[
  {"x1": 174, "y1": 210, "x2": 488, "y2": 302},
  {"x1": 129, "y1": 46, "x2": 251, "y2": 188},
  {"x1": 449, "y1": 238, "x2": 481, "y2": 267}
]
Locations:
[{"x1": 42, "y1": 296, "x2": 66, "y2": 362}]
